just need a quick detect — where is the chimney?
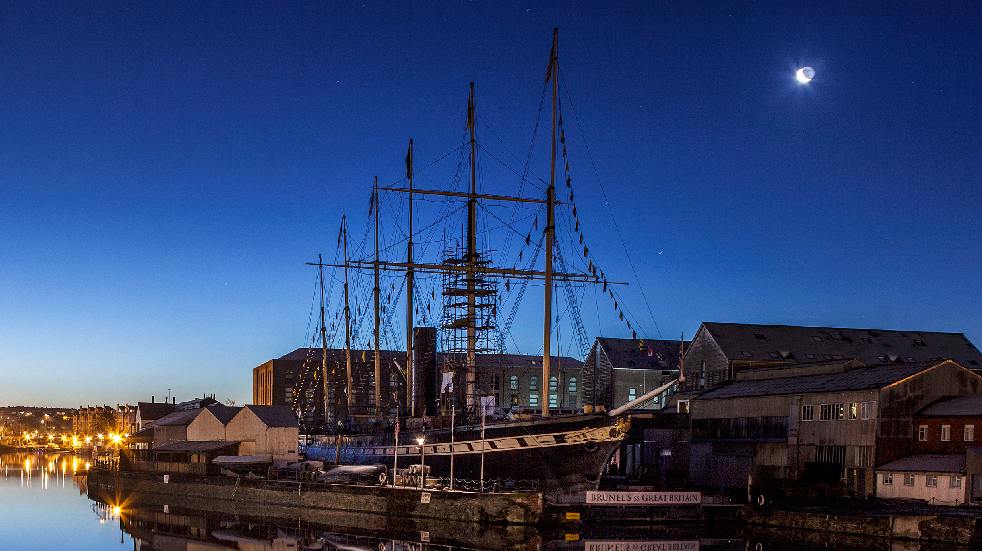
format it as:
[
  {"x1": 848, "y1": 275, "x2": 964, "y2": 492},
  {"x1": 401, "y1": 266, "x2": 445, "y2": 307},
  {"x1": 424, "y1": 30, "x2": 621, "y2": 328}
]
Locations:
[
  {"x1": 151, "y1": 396, "x2": 155, "y2": 403},
  {"x1": 172, "y1": 397, "x2": 176, "y2": 405}
]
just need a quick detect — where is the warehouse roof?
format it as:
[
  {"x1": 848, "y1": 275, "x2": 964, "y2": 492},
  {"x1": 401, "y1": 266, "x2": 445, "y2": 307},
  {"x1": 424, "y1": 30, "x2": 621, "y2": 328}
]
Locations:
[
  {"x1": 154, "y1": 408, "x2": 204, "y2": 427},
  {"x1": 136, "y1": 402, "x2": 176, "y2": 421},
  {"x1": 244, "y1": 405, "x2": 297, "y2": 428},
  {"x1": 275, "y1": 348, "x2": 583, "y2": 369},
  {"x1": 699, "y1": 322, "x2": 982, "y2": 368},
  {"x1": 918, "y1": 395, "x2": 982, "y2": 417},
  {"x1": 596, "y1": 337, "x2": 688, "y2": 371},
  {"x1": 697, "y1": 360, "x2": 953, "y2": 400},
  {"x1": 153, "y1": 440, "x2": 239, "y2": 453},
  {"x1": 877, "y1": 454, "x2": 965, "y2": 473}
]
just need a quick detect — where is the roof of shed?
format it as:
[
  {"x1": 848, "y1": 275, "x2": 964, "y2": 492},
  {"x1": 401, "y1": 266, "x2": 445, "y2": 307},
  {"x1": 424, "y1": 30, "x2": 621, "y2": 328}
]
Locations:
[
  {"x1": 206, "y1": 404, "x2": 242, "y2": 425},
  {"x1": 152, "y1": 440, "x2": 239, "y2": 453},
  {"x1": 697, "y1": 360, "x2": 951, "y2": 400},
  {"x1": 917, "y1": 395, "x2": 982, "y2": 417},
  {"x1": 699, "y1": 322, "x2": 982, "y2": 368},
  {"x1": 877, "y1": 454, "x2": 965, "y2": 473},
  {"x1": 137, "y1": 402, "x2": 176, "y2": 421},
  {"x1": 154, "y1": 408, "x2": 204, "y2": 427},
  {"x1": 244, "y1": 405, "x2": 298, "y2": 428}
]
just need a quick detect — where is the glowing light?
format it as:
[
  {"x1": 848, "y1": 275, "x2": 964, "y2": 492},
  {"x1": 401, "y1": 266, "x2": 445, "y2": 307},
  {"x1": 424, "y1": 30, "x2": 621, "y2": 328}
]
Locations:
[
  {"x1": 110, "y1": 434, "x2": 123, "y2": 445},
  {"x1": 795, "y1": 66, "x2": 815, "y2": 84},
  {"x1": 112, "y1": 506, "x2": 121, "y2": 516}
]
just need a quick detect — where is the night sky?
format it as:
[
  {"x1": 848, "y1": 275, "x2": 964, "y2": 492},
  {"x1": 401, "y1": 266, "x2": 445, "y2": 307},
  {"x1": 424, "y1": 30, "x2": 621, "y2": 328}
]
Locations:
[{"x1": 2, "y1": 2, "x2": 980, "y2": 407}]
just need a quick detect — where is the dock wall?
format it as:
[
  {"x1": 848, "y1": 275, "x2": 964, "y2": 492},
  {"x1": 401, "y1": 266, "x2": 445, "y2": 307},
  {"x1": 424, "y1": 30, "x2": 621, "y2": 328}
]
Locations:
[{"x1": 87, "y1": 469, "x2": 542, "y2": 525}]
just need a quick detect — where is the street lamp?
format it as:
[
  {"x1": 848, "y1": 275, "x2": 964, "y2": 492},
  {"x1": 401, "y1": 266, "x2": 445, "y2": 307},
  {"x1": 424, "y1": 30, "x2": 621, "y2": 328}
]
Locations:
[{"x1": 416, "y1": 436, "x2": 426, "y2": 489}]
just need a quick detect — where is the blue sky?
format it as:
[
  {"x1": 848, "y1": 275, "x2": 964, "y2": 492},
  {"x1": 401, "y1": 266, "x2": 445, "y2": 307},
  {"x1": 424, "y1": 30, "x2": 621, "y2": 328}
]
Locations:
[{"x1": 1, "y1": 2, "x2": 980, "y2": 407}]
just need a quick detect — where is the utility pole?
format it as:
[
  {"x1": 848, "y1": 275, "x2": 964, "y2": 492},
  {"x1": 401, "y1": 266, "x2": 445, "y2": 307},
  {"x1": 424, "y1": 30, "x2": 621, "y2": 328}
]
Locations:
[
  {"x1": 373, "y1": 178, "x2": 382, "y2": 416},
  {"x1": 542, "y1": 28, "x2": 558, "y2": 417}
]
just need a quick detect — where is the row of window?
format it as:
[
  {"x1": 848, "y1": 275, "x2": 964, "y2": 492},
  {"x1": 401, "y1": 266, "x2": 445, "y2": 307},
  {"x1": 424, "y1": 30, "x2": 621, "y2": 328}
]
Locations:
[
  {"x1": 882, "y1": 472, "x2": 962, "y2": 489},
  {"x1": 508, "y1": 375, "x2": 576, "y2": 393},
  {"x1": 918, "y1": 424, "x2": 974, "y2": 442},
  {"x1": 517, "y1": 392, "x2": 571, "y2": 408},
  {"x1": 801, "y1": 401, "x2": 876, "y2": 422}
]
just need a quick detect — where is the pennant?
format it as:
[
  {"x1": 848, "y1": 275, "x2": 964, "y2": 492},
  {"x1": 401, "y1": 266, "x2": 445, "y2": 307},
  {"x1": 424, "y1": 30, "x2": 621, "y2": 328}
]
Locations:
[
  {"x1": 566, "y1": 176, "x2": 572, "y2": 188},
  {"x1": 405, "y1": 140, "x2": 413, "y2": 179},
  {"x1": 619, "y1": 311, "x2": 624, "y2": 321},
  {"x1": 544, "y1": 43, "x2": 557, "y2": 83},
  {"x1": 632, "y1": 330, "x2": 637, "y2": 340},
  {"x1": 583, "y1": 246, "x2": 589, "y2": 257},
  {"x1": 560, "y1": 130, "x2": 565, "y2": 144},
  {"x1": 525, "y1": 232, "x2": 531, "y2": 246},
  {"x1": 533, "y1": 216, "x2": 539, "y2": 230}
]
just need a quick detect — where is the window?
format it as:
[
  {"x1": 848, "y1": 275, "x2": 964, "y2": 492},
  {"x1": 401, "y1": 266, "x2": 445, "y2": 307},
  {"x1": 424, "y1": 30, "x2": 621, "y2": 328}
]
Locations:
[
  {"x1": 941, "y1": 425, "x2": 951, "y2": 442},
  {"x1": 820, "y1": 404, "x2": 834, "y2": 421},
  {"x1": 549, "y1": 376, "x2": 558, "y2": 391},
  {"x1": 529, "y1": 392, "x2": 539, "y2": 407},
  {"x1": 491, "y1": 375, "x2": 500, "y2": 391},
  {"x1": 568, "y1": 377, "x2": 577, "y2": 393},
  {"x1": 966, "y1": 425, "x2": 975, "y2": 442},
  {"x1": 951, "y1": 475, "x2": 963, "y2": 489},
  {"x1": 903, "y1": 473, "x2": 915, "y2": 486},
  {"x1": 857, "y1": 446, "x2": 874, "y2": 467},
  {"x1": 549, "y1": 393, "x2": 558, "y2": 408},
  {"x1": 834, "y1": 403, "x2": 845, "y2": 420},
  {"x1": 883, "y1": 472, "x2": 893, "y2": 485},
  {"x1": 926, "y1": 474, "x2": 938, "y2": 488},
  {"x1": 509, "y1": 375, "x2": 519, "y2": 391},
  {"x1": 860, "y1": 401, "x2": 874, "y2": 420},
  {"x1": 529, "y1": 376, "x2": 538, "y2": 391},
  {"x1": 918, "y1": 425, "x2": 928, "y2": 441},
  {"x1": 628, "y1": 388, "x2": 637, "y2": 402},
  {"x1": 549, "y1": 377, "x2": 559, "y2": 408},
  {"x1": 801, "y1": 405, "x2": 815, "y2": 422},
  {"x1": 677, "y1": 400, "x2": 689, "y2": 414},
  {"x1": 848, "y1": 403, "x2": 858, "y2": 420}
]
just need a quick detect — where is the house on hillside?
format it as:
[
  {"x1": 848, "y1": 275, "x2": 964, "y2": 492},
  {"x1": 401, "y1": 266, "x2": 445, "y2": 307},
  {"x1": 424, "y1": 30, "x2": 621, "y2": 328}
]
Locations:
[
  {"x1": 688, "y1": 359, "x2": 982, "y2": 497},
  {"x1": 226, "y1": 405, "x2": 299, "y2": 464},
  {"x1": 681, "y1": 322, "x2": 982, "y2": 394}
]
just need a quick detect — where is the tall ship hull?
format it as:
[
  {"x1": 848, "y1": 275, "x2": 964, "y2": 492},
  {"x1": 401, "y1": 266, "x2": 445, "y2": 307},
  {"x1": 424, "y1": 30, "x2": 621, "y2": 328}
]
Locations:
[{"x1": 304, "y1": 413, "x2": 629, "y2": 505}]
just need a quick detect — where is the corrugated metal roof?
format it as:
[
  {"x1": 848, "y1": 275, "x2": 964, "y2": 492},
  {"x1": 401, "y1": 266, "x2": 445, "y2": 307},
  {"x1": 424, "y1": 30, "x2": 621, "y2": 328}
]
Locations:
[
  {"x1": 701, "y1": 322, "x2": 982, "y2": 368},
  {"x1": 696, "y1": 360, "x2": 949, "y2": 400},
  {"x1": 152, "y1": 440, "x2": 239, "y2": 453},
  {"x1": 917, "y1": 395, "x2": 982, "y2": 417},
  {"x1": 877, "y1": 454, "x2": 965, "y2": 473}
]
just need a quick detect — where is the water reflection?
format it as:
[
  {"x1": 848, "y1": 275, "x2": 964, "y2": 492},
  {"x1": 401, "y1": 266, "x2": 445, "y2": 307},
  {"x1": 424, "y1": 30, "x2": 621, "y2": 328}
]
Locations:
[{"x1": 0, "y1": 453, "x2": 972, "y2": 551}]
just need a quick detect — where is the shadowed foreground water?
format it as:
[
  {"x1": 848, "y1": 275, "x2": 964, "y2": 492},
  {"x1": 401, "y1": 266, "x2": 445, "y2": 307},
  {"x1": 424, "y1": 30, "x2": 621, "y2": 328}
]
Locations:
[{"x1": 0, "y1": 452, "x2": 968, "y2": 550}]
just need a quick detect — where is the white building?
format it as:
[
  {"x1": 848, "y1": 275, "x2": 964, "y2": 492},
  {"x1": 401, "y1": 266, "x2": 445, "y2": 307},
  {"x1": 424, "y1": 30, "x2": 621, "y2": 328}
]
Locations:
[{"x1": 876, "y1": 454, "x2": 967, "y2": 505}]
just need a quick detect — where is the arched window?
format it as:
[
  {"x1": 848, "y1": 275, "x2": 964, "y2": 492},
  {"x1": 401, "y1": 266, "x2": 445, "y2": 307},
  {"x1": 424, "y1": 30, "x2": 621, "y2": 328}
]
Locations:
[
  {"x1": 549, "y1": 376, "x2": 558, "y2": 391},
  {"x1": 549, "y1": 376, "x2": 559, "y2": 408},
  {"x1": 628, "y1": 388, "x2": 637, "y2": 402},
  {"x1": 568, "y1": 377, "x2": 577, "y2": 393},
  {"x1": 529, "y1": 376, "x2": 539, "y2": 391},
  {"x1": 509, "y1": 375, "x2": 519, "y2": 391}
]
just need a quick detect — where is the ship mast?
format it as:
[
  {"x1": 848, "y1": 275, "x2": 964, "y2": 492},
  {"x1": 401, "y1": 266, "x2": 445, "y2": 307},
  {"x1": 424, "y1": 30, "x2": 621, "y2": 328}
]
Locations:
[
  {"x1": 318, "y1": 253, "x2": 329, "y2": 426},
  {"x1": 342, "y1": 215, "x2": 354, "y2": 415},
  {"x1": 406, "y1": 139, "x2": 415, "y2": 417},
  {"x1": 465, "y1": 82, "x2": 478, "y2": 410},
  {"x1": 373, "y1": 177, "x2": 382, "y2": 416},
  {"x1": 542, "y1": 28, "x2": 558, "y2": 417}
]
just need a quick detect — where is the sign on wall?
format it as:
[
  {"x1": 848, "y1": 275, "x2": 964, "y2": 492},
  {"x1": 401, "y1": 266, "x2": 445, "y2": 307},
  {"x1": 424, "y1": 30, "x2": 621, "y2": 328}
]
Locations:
[{"x1": 584, "y1": 491, "x2": 701, "y2": 506}]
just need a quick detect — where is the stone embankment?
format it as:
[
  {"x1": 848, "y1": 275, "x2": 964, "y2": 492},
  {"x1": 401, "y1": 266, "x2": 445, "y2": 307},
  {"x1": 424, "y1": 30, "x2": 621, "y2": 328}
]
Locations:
[
  {"x1": 87, "y1": 469, "x2": 542, "y2": 525},
  {"x1": 742, "y1": 507, "x2": 982, "y2": 547}
]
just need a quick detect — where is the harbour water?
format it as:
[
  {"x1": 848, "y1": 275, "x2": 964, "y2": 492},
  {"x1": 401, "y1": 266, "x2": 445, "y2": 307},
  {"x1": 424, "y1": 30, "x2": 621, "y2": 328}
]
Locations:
[{"x1": 0, "y1": 452, "x2": 966, "y2": 550}]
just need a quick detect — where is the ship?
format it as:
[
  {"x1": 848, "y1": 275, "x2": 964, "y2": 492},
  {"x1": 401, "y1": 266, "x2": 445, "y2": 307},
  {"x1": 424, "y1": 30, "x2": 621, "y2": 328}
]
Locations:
[{"x1": 298, "y1": 29, "x2": 681, "y2": 506}]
